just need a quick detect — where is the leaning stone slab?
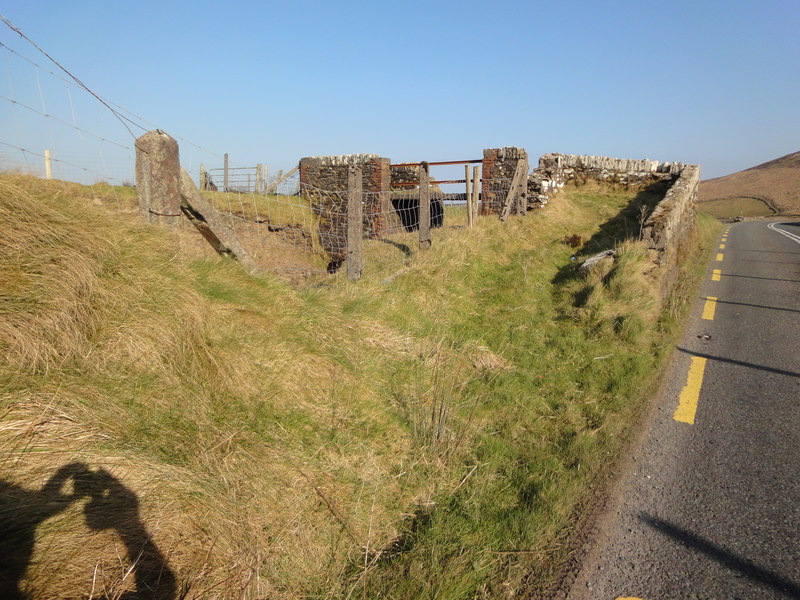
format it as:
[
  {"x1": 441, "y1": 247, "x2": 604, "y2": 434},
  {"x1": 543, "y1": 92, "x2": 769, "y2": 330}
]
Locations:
[
  {"x1": 580, "y1": 249, "x2": 616, "y2": 271},
  {"x1": 178, "y1": 169, "x2": 261, "y2": 274}
]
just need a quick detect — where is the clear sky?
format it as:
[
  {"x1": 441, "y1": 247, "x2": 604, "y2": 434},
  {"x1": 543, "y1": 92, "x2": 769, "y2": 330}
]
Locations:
[{"x1": 1, "y1": 0, "x2": 798, "y2": 183}]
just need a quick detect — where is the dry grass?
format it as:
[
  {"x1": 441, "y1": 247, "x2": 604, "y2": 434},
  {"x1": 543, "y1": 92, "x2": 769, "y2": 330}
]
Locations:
[
  {"x1": 698, "y1": 196, "x2": 775, "y2": 219},
  {"x1": 699, "y1": 150, "x2": 800, "y2": 215},
  {"x1": 1, "y1": 174, "x2": 476, "y2": 599},
  {"x1": 0, "y1": 172, "x2": 718, "y2": 599}
]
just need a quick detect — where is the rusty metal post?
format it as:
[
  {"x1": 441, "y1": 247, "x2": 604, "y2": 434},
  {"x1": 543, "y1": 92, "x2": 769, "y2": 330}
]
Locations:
[{"x1": 134, "y1": 130, "x2": 181, "y2": 228}]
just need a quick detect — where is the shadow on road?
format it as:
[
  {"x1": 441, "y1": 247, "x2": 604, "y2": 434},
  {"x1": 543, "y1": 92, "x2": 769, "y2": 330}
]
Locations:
[
  {"x1": 640, "y1": 513, "x2": 800, "y2": 598},
  {"x1": 0, "y1": 462, "x2": 176, "y2": 600},
  {"x1": 697, "y1": 296, "x2": 800, "y2": 315},
  {"x1": 677, "y1": 347, "x2": 799, "y2": 379},
  {"x1": 720, "y1": 272, "x2": 800, "y2": 285}
]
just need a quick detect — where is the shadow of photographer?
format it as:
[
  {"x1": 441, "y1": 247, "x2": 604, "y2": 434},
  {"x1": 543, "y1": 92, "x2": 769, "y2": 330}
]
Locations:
[{"x1": 0, "y1": 462, "x2": 176, "y2": 600}]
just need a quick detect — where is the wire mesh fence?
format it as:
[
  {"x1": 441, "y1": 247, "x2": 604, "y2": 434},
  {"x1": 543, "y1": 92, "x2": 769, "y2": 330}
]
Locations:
[{"x1": 1, "y1": 18, "x2": 526, "y2": 281}]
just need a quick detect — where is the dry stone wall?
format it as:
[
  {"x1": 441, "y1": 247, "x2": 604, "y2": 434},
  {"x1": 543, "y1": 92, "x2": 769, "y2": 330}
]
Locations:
[
  {"x1": 299, "y1": 154, "x2": 395, "y2": 260},
  {"x1": 526, "y1": 152, "x2": 700, "y2": 301},
  {"x1": 482, "y1": 147, "x2": 528, "y2": 215},
  {"x1": 641, "y1": 164, "x2": 700, "y2": 300},
  {"x1": 527, "y1": 153, "x2": 683, "y2": 209}
]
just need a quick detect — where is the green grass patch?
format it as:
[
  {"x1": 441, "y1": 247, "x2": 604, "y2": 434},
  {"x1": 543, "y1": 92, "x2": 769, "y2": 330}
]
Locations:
[{"x1": 0, "y1": 173, "x2": 720, "y2": 599}]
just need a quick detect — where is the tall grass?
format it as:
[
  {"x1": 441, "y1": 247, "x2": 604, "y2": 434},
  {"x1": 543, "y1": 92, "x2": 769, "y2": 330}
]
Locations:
[{"x1": 0, "y1": 173, "x2": 719, "y2": 599}]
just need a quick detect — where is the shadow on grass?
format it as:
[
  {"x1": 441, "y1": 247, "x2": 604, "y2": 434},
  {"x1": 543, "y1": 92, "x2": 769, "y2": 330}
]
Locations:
[
  {"x1": 550, "y1": 181, "x2": 671, "y2": 296},
  {"x1": 0, "y1": 463, "x2": 176, "y2": 600}
]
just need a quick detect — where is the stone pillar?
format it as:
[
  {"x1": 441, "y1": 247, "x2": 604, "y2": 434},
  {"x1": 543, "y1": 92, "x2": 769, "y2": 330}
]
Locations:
[
  {"x1": 299, "y1": 154, "x2": 391, "y2": 265},
  {"x1": 481, "y1": 146, "x2": 528, "y2": 216},
  {"x1": 134, "y1": 130, "x2": 181, "y2": 228}
]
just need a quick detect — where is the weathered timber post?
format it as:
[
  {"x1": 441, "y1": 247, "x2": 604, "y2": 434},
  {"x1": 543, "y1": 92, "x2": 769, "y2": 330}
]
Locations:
[
  {"x1": 419, "y1": 162, "x2": 431, "y2": 248},
  {"x1": 465, "y1": 164, "x2": 474, "y2": 228},
  {"x1": 255, "y1": 164, "x2": 262, "y2": 193},
  {"x1": 472, "y1": 165, "x2": 481, "y2": 223},
  {"x1": 134, "y1": 130, "x2": 181, "y2": 228},
  {"x1": 483, "y1": 147, "x2": 528, "y2": 216},
  {"x1": 223, "y1": 153, "x2": 229, "y2": 191},
  {"x1": 346, "y1": 165, "x2": 363, "y2": 281},
  {"x1": 44, "y1": 149, "x2": 52, "y2": 180},
  {"x1": 199, "y1": 163, "x2": 206, "y2": 190},
  {"x1": 515, "y1": 157, "x2": 529, "y2": 216},
  {"x1": 500, "y1": 157, "x2": 530, "y2": 222}
]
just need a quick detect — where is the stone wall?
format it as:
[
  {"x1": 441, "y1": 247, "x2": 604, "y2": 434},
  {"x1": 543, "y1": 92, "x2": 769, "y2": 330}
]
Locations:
[
  {"x1": 390, "y1": 165, "x2": 419, "y2": 190},
  {"x1": 641, "y1": 164, "x2": 700, "y2": 300},
  {"x1": 526, "y1": 152, "x2": 700, "y2": 301},
  {"x1": 482, "y1": 147, "x2": 528, "y2": 215},
  {"x1": 527, "y1": 153, "x2": 683, "y2": 209},
  {"x1": 299, "y1": 154, "x2": 393, "y2": 261}
]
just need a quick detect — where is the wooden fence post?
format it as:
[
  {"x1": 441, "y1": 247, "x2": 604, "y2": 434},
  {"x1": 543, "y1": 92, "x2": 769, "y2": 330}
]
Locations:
[
  {"x1": 515, "y1": 158, "x2": 529, "y2": 215},
  {"x1": 465, "y1": 164, "x2": 474, "y2": 228},
  {"x1": 134, "y1": 130, "x2": 182, "y2": 228},
  {"x1": 472, "y1": 165, "x2": 481, "y2": 224},
  {"x1": 500, "y1": 160, "x2": 528, "y2": 222},
  {"x1": 44, "y1": 149, "x2": 52, "y2": 180},
  {"x1": 199, "y1": 163, "x2": 206, "y2": 190},
  {"x1": 419, "y1": 162, "x2": 431, "y2": 248},
  {"x1": 346, "y1": 164, "x2": 363, "y2": 281},
  {"x1": 223, "y1": 153, "x2": 229, "y2": 191}
]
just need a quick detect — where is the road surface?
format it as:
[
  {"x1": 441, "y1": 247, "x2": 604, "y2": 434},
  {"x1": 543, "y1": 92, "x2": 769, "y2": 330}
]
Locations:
[{"x1": 566, "y1": 220, "x2": 800, "y2": 599}]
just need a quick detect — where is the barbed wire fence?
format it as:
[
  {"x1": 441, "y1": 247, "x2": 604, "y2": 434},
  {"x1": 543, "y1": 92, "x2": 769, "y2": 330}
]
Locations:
[{"x1": 1, "y1": 15, "x2": 528, "y2": 282}]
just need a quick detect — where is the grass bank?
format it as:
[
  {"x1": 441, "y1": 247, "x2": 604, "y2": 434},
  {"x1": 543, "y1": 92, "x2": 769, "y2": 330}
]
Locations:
[
  {"x1": 0, "y1": 174, "x2": 719, "y2": 599},
  {"x1": 698, "y1": 196, "x2": 775, "y2": 219}
]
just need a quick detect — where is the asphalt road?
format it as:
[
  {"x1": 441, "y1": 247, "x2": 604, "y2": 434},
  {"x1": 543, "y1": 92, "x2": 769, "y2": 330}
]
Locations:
[{"x1": 566, "y1": 220, "x2": 800, "y2": 599}]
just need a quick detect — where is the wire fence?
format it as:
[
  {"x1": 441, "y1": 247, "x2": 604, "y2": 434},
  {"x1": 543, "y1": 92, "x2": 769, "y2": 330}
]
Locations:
[{"x1": 1, "y1": 17, "x2": 525, "y2": 281}]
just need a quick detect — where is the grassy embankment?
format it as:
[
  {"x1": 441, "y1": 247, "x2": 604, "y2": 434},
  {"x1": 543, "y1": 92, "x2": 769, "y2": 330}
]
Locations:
[
  {"x1": 697, "y1": 196, "x2": 775, "y2": 219},
  {"x1": 0, "y1": 174, "x2": 719, "y2": 599}
]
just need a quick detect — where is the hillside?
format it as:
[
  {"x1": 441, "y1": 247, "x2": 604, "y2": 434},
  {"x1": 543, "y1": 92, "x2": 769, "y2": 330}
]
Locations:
[
  {"x1": 0, "y1": 174, "x2": 718, "y2": 599},
  {"x1": 699, "y1": 151, "x2": 800, "y2": 216}
]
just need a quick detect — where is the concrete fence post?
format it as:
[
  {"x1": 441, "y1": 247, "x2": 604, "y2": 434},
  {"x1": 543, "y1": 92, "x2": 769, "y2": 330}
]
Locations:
[
  {"x1": 346, "y1": 165, "x2": 363, "y2": 281},
  {"x1": 419, "y1": 162, "x2": 431, "y2": 248},
  {"x1": 134, "y1": 130, "x2": 182, "y2": 228}
]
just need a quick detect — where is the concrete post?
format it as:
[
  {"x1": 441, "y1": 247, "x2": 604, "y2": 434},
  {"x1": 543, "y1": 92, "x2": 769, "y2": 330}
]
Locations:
[
  {"x1": 134, "y1": 130, "x2": 182, "y2": 228},
  {"x1": 346, "y1": 165, "x2": 363, "y2": 281},
  {"x1": 419, "y1": 162, "x2": 431, "y2": 248}
]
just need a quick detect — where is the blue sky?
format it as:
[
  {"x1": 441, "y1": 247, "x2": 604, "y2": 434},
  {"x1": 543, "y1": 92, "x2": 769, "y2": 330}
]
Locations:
[{"x1": 1, "y1": 0, "x2": 798, "y2": 183}]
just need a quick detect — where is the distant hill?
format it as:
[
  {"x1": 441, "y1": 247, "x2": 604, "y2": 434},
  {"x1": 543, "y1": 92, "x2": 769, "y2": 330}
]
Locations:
[{"x1": 699, "y1": 151, "x2": 800, "y2": 215}]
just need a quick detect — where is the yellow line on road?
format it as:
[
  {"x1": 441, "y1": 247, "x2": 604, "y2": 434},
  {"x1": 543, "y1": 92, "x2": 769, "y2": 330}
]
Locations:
[
  {"x1": 711, "y1": 269, "x2": 721, "y2": 281},
  {"x1": 616, "y1": 597, "x2": 644, "y2": 600},
  {"x1": 674, "y1": 356, "x2": 707, "y2": 424},
  {"x1": 716, "y1": 253, "x2": 724, "y2": 262},
  {"x1": 719, "y1": 243, "x2": 726, "y2": 249},
  {"x1": 702, "y1": 296, "x2": 717, "y2": 320}
]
